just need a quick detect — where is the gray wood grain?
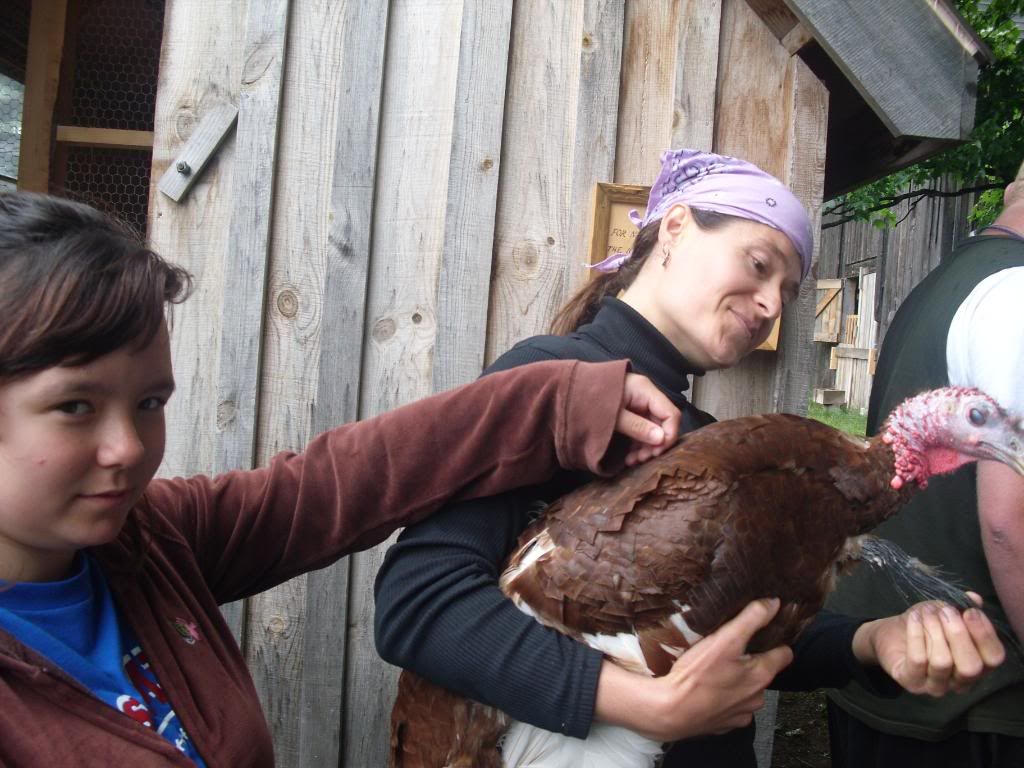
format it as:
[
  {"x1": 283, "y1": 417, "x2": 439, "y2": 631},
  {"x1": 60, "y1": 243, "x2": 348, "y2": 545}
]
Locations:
[
  {"x1": 615, "y1": 1, "x2": 682, "y2": 182},
  {"x1": 485, "y1": 1, "x2": 588, "y2": 362},
  {"x1": 343, "y1": 2, "x2": 465, "y2": 763},
  {"x1": 304, "y1": 1, "x2": 391, "y2": 765},
  {"x1": 786, "y1": 0, "x2": 977, "y2": 139},
  {"x1": 213, "y1": 0, "x2": 291, "y2": 644},
  {"x1": 672, "y1": 0, "x2": 722, "y2": 151},
  {"x1": 432, "y1": 0, "x2": 514, "y2": 392},
  {"x1": 213, "y1": 0, "x2": 290, "y2": 472},
  {"x1": 563, "y1": 0, "x2": 626, "y2": 306}
]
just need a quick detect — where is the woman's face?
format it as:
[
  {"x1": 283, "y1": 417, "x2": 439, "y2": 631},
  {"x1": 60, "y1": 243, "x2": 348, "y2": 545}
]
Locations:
[
  {"x1": 0, "y1": 323, "x2": 173, "y2": 582},
  {"x1": 625, "y1": 205, "x2": 803, "y2": 370}
]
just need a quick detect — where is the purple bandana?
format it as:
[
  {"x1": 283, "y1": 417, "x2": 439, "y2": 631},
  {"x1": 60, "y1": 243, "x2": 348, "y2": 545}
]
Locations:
[{"x1": 592, "y1": 148, "x2": 813, "y2": 279}]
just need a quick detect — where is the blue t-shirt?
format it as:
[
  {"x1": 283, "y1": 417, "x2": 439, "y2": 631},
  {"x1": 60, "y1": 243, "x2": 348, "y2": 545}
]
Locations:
[{"x1": 0, "y1": 554, "x2": 206, "y2": 765}]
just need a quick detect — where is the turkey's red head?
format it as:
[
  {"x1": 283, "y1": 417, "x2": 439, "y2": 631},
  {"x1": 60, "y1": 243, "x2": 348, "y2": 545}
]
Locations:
[{"x1": 881, "y1": 387, "x2": 1024, "y2": 489}]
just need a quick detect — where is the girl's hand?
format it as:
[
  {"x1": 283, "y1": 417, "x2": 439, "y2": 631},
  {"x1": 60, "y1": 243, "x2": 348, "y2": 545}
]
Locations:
[
  {"x1": 617, "y1": 373, "x2": 681, "y2": 466},
  {"x1": 852, "y1": 595, "x2": 1006, "y2": 697},
  {"x1": 596, "y1": 598, "x2": 793, "y2": 742}
]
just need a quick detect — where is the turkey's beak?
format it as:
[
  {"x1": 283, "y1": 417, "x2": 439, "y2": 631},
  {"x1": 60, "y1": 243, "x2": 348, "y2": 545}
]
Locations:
[{"x1": 979, "y1": 417, "x2": 1024, "y2": 475}]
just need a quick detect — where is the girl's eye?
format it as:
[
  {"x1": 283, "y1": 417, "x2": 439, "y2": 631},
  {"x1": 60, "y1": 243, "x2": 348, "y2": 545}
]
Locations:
[
  {"x1": 750, "y1": 255, "x2": 767, "y2": 274},
  {"x1": 140, "y1": 396, "x2": 167, "y2": 412},
  {"x1": 57, "y1": 401, "x2": 92, "y2": 416}
]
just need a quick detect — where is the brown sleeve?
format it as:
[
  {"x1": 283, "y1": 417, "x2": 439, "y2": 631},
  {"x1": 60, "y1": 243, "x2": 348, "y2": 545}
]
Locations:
[{"x1": 144, "y1": 358, "x2": 629, "y2": 602}]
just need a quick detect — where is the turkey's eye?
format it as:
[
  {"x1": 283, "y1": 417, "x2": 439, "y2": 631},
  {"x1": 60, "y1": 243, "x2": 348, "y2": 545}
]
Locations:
[{"x1": 969, "y1": 407, "x2": 987, "y2": 426}]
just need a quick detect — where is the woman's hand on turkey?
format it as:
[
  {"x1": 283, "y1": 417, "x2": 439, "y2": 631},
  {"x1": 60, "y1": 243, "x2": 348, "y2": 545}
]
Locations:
[
  {"x1": 596, "y1": 598, "x2": 793, "y2": 742},
  {"x1": 617, "y1": 373, "x2": 681, "y2": 466},
  {"x1": 649, "y1": 598, "x2": 793, "y2": 740},
  {"x1": 853, "y1": 595, "x2": 1006, "y2": 697}
]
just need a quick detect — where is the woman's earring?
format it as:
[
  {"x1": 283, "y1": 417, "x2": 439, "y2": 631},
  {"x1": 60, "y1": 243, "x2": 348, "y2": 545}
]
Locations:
[{"x1": 661, "y1": 243, "x2": 671, "y2": 268}]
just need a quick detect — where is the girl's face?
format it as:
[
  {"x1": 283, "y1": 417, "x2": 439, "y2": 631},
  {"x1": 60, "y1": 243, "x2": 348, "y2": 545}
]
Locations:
[
  {"x1": 624, "y1": 205, "x2": 803, "y2": 370},
  {"x1": 0, "y1": 323, "x2": 173, "y2": 582}
]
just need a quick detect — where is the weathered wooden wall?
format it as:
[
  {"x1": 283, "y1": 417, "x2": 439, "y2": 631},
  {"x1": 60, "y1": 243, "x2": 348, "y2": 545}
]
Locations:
[
  {"x1": 814, "y1": 177, "x2": 977, "y2": 400},
  {"x1": 149, "y1": 1, "x2": 830, "y2": 765}
]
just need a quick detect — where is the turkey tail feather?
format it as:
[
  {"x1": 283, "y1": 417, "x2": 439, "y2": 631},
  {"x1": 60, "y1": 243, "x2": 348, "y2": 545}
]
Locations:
[
  {"x1": 856, "y1": 536, "x2": 974, "y2": 610},
  {"x1": 856, "y1": 536, "x2": 1022, "y2": 658}
]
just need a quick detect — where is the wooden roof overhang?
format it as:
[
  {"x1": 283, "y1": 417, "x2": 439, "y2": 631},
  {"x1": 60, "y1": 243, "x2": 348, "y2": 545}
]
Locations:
[{"x1": 747, "y1": 0, "x2": 992, "y2": 198}]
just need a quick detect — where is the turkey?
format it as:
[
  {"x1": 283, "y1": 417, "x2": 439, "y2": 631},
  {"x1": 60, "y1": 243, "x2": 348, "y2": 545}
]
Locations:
[{"x1": 388, "y1": 387, "x2": 1024, "y2": 767}]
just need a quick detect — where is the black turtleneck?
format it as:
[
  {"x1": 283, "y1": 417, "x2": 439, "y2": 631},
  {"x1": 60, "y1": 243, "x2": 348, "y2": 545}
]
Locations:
[
  {"x1": 491, "y1": 298, "x2": 715, "y2": 433},
  {"x1": 374, "y1": 297, "x2": 889, "y2": 760}
]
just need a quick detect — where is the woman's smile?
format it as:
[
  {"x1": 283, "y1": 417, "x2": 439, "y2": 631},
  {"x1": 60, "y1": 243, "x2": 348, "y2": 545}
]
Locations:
[{"x1": 728, "y1": 308, "x2": 757, "y2": 340}]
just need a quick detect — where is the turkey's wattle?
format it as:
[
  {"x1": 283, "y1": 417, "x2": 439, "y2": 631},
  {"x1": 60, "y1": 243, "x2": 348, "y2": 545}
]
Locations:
[{"x1": 388, "y1": 387, "x2": 1024, "y2": 768}]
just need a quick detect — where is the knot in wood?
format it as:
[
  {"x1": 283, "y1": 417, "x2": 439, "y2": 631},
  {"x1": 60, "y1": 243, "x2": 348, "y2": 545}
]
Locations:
[
  {"x1": 216, "y1": 400, "x2": 236, "y2": 430},
  {"x1": 267, "y1": 616, "x2": 287, "y2": 635},
  {"x1": 242, "y1": 45, "x2": 276, "y2": 85},
  {"x1": 175, "y1": 109, "x2": 196, "y2": 142},
  {"x1": 276, "y1": 288, "x2": 298, "y2": 318},
  {"x1": 514, "y1": 242, "x2": 540, "y2": 275},
  {"x1": 372, "y1": 317, "x2": 397, "y2": 342}
]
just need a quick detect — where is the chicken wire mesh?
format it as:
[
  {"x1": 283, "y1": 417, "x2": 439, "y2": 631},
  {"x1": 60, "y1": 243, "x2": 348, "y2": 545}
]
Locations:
[
  {"x1": 0, "y1": 74, "x2": 23, "y2": 191},
  {"x1": 58, "y1": 0, "x2": 165, "y2": 235},
  {"x1": 0, "y1": 0, "x2": 29, "y2": 191},
  {"x1": 68, "y1": 0, "x2": 164, "y2": 132},
  {"x1": 63, "y1": 146, "x2": 152, "y2": 239}
]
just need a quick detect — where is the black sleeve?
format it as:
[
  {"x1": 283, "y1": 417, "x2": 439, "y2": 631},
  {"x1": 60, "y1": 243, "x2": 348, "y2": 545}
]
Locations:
[
  {"x1": 771, "y1": 609, "x2": 901, "y2": 696},
  {"x1": 374, "y1": 490, "x2": 603, "y2": 738}
]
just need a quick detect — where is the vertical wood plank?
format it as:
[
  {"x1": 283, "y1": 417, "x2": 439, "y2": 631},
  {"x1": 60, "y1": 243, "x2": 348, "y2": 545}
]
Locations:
[
  {"x1": 485, "y1": 0, "x2": 585, "y2": 362},
  {"x1": 432, "y1": 0, "x2": 514, "y2": 392},
  {"x1": 672, "y1": 0, "x2": 722, "y2": 150},
  {"x1": 691, "y1": 0, "x2": 795, "y2": 421},
  {"x1": 344, "y1": 2, "x2": 465, "y2": 764},
  {"x1": 214, "y1": 0, "x2": 290, "y2": 474},
  {"x1": 19, "y1": 0, "x2": 67, "y2": 191},
  {"x1": 234, "y1": 1, "x2": 382, "y2": 766},
  {"x1": 773, "y1": 56, "x2": 828, "y2": 417},
  {"x1": 302, "y1": 2, "x2": 390, "y2": 765},
  {"x1": 213, "y1": 0, "x2": 291, "y2": 642},
  {"x1": 150, "y1": 1, "x2": 245, "y2": 481},
  {"x1": 562, "y1": 0, "x2": 626, "y2": 306},
  {"x1": 615, "y1": 0, "x2": 680, "y2": 183}
]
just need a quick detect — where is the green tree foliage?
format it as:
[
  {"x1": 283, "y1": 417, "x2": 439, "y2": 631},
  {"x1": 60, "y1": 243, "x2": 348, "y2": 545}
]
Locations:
[{"x1": 823, "y1": 0, "x2": 1024, "y2": 229}]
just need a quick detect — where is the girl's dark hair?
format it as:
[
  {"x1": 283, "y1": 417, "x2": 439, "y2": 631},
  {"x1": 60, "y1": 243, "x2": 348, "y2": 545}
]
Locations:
[
  {"x1": 550, "y1": 207, "x2": 739, "y2": 335},
  {"x1": 0, "y1": 193, "x2": 192, "y2": 380}
]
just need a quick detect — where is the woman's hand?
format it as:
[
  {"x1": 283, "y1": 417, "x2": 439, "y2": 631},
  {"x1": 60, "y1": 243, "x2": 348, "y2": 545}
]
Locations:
[
  {"x1": 852, "y1": 596, "x2": 1006, "y2": 697},
  {"x1": 617, "y1": 373, "x2": 681, "y2": 466},
  {"x1": 595, "y1": 598, "x2": 793, "y2": 742}
]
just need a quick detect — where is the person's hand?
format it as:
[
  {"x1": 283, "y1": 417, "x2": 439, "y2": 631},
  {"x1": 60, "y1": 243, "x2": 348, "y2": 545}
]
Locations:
[
  {"x1": 616, "y1": 373, "x2": 682, "y2": 466},
  {"x1": 596, "y1": 598, "x2": 793, "y2": 742},
  {"x1": 852, "y1": 595, "x2": 1006, "y2": 697}
]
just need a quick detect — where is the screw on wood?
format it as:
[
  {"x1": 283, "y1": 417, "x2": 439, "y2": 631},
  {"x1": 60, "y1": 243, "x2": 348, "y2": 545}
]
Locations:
[{"x1": 176, "y1": 161, "x2": 192, "y2": 176}]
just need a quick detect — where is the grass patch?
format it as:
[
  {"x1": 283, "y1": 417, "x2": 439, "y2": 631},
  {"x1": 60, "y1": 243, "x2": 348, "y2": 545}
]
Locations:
[{"x1": 807, "y1": 401, "x2": 867, "y2": 436}]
